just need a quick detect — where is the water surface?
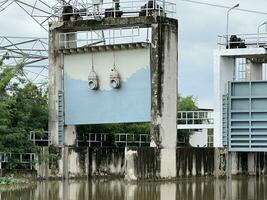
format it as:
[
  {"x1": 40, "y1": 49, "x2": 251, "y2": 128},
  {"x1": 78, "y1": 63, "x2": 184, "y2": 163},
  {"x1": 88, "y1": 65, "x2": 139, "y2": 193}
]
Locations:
[{"x1": 0, "y1": 177, "x2": 266, "y2": 200}]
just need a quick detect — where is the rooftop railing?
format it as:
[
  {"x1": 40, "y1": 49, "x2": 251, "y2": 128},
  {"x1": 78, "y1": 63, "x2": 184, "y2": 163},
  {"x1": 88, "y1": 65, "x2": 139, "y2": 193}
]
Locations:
[
  {"x1": 177, "y1": 111, "x2": 214, "y2": 125},
  {"x1": 218, "y1": 33, "x2": 267, "y2": 49},
  {"x1": 59, "y1": 26, "x2": 150, "y2": 48},
  {"x1": 52, "y1": 0, "x2": 176, "y2": 20}
]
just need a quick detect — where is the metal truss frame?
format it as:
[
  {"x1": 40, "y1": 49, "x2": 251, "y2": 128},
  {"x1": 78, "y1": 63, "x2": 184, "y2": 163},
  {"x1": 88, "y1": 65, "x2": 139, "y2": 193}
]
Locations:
[
  {"x1": 0, "y1": 0, "x2": 58, "y2": 31},
  {"x1": 0, "y1": 36, "x2": 48, "y2": 85}
]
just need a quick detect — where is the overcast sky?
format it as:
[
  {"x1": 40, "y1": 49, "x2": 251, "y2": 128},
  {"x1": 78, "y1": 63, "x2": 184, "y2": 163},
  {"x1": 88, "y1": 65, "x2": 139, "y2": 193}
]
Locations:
[{"x1": 1, "y1": 0, "x2": 267, "y2": 108}]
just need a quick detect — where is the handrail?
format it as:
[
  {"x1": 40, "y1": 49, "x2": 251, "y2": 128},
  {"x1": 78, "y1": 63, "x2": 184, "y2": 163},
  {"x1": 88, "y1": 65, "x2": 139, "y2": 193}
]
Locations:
[
  {"x1": 76, "y1": 132, "x2": 150, "y2": 147},
  {"x1": 218, "y1": 33, "x2": 267, "y2": 49},
  {"x1": 0, "y1": 152, "x2": 36, "y2": 169},
  {"x1": 29, "y1": 131, "x2": 51, "y2": 146},
  {"x1": 52, "y1": 0, "x2": 176, "y2": 19},
  {"x1": 177, "y1": 111, "x2": 214, "y2": 125}
]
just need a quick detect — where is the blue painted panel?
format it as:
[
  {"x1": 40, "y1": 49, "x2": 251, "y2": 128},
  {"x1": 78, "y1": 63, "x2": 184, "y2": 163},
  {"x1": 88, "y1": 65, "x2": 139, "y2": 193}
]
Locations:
[
  {"x1": 64, "y1": 67, "x2": 151, "y2": 125},
  {"x1": 228, "y1": 81, "x2": 267, "y2": 152}
]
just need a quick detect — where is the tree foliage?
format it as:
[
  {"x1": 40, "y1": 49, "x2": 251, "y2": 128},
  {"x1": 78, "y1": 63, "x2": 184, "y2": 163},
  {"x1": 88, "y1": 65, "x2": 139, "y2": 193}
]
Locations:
[
  {"x1": 0, "y1": 59, "x2": 48, "y2": 154},
  {"x1": 177, "y1": 95, "x2": 198, "y2": 147},
  {"x1": 177, "y1": 95, "x2": 198, "y2": 111}
]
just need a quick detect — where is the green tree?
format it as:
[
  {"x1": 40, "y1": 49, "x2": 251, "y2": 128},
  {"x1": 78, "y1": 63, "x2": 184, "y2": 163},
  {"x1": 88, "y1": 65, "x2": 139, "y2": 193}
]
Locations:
[
  {"x1": 0, "y1": 59, "x2": 48, "y2": 155},
  {"x1": 177, "y1": 95, "x2": 198, "y2": 147},
  {"x1": 177, "y1": 95, "x2": 198, "y2": 111}
]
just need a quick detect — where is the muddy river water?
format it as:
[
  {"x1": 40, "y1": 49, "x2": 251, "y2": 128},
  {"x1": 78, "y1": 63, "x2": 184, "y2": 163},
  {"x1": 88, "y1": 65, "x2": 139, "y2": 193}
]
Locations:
[{"x1": 0, "y1": 177, "x2": 266, "y2": 200}]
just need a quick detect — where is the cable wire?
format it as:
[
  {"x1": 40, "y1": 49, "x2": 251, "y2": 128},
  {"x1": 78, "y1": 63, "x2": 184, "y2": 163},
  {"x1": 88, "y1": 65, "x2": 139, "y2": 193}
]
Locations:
[{"x1": 179, "y1": 0, "x2": 267, "y2": 16}]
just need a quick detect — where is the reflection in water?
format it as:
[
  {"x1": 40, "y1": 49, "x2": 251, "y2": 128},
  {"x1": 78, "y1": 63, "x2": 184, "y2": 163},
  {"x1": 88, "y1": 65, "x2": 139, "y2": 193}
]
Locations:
[{"x1": 0, "y1": 177, "x2": 267, "y2": 200}]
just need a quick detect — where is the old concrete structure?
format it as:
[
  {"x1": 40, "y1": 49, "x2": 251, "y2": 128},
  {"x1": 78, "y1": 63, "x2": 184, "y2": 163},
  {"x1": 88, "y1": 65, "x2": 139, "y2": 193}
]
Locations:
[
  {"x1": 48, "y1": 2, "x2": 178, "y2": 180},
  {"x1": 34, "y1": 146, "x2": 267, "y2": 180}
]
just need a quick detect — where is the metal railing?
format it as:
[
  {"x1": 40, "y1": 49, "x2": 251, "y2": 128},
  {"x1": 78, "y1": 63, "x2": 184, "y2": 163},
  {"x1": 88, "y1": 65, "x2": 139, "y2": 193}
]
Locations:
[
  {"x1": 52, "y1": 0, "x2": 176, "y2": 20},
  {"x1": 115, "y1": 133, "x2": 150, "y2": 147},
  {"x1": 77, "y1": 133, "x2": 109, "y2": 147},
  {"x1": 218, "y1": 33, "x2": 267, "y2": 49},
  {"x1": 59, "y1": 26, "x2": 150, "y2": 48},
  {"x1": 0, "y1": 153, "x2": 36, "y2": 169},
  {"x1": 29, "y1": 131, "x2": 51, "y2": 146},
  {"x1": 76, "y1": 133, "x2": 150, "y2": 147},
  {"x1": 177, "y1": 111, "x2": 214, "y2": 125}
]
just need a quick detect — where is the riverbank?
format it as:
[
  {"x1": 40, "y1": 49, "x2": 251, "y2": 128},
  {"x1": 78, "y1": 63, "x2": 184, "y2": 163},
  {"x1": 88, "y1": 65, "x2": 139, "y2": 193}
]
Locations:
[{"x1": 0, "y1": 177, "x2": 28, "y2": 185}]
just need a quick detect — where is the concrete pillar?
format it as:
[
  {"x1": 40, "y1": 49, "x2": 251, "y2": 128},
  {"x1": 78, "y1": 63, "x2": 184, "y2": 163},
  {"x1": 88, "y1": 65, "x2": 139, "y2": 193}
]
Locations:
[
  {"x1": 231, "y1": 152, "x2": 238, "y2": 175},
  {"x1": 214, "y1": 148, "x2": 227, "y2": 177},
  {"x1": 65, "y1": 125, "x2": 76, "y2": 146},
  {"x1": 248, "y1": 153, "x2": 256, "y2": 175},
  {"x1": 213, "y1": 54, "x2": 235, "y2": 147},
  {"x1": 150, "y1": 19, "x2": 178, "y2": 178},
  {"x1": 125, "y1": 149, "x2": 138, "y2": 181},
  {"x1": 49, "y1": 28, "x2": 63, "y2": 145},
  {"x1": 63, "y1": 146, "x2": 69, "y2": 179},
  {"x1": 49, "y1": 27, "x2": 77, "y2": 145},
  {"x1": 247, "y1": 60, "x2": 262, "y2": 80}
]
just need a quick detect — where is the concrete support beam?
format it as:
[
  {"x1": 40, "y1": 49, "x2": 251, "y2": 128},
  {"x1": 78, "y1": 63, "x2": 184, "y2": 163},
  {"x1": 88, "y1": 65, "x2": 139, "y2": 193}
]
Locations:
[
  {"x1": 231, "y1": 152, "x2": 238, "y2": 175},
  {"x1": 56, "y1": 16, "x2": 178, "y2": 32},
  {"x1": 49, "y1": 29, "x2": 63, "y2": 145},
  {"x1": 64, "y1": 126, "x2": 76, "y2": 146},
  {"x1": 49, "y1": 29, "x2": 76, "y2": 145},
  {"x1": 150, "y1": 19, "x2": 178, "y2": 179},
  {"x1": 246, "y1": 60, "x2": 262, "y2": 80},
  {"x1": 213, "y1": 54, "x2": 235, "y2": 147},
  {"x1": 248, "y1": 153, "x2": 256, "y2": 175}
]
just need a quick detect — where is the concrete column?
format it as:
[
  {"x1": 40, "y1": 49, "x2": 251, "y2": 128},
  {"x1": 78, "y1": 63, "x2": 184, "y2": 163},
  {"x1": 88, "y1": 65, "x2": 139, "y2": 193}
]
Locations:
[
  {"x1": 213, "y1": 54, "x2": 235, "y2": 147},
  {"x1": 248, "y1": 153, "x2": 256, "y2": 175},
  {"x1": 247, "y1": 60, "x2": 262, "y2": 80},
  {"x1": 49, "y1": 27, "x2": 77, "y2": 145},
  {"x1": 49, "y1": 28, "x2": 63, "y2": 145},
  {"x1": 214, "y1": 148, "x2": 227, "y2": 177},
  {"x1": 65, "y1": 125, "x2": 76, "y2": 146},
  {"x1": 231, "y1": 152, "x2": 238, "y2": 175},
  {"x1": 150, "y1": 19, "x2": 178, "y2": 178}
]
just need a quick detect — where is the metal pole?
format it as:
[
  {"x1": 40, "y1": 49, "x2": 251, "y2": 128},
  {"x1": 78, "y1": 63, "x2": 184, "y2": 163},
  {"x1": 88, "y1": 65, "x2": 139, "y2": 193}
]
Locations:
[
  {"x1": 258, "y1": 25, "x2": 260, "y2": 47},
  {"x1": 226, "y1": 4, "x2": 239, "y2": 48},
  {"x1": 257, "y1": 21, "x2": 267, "y2": 47}
]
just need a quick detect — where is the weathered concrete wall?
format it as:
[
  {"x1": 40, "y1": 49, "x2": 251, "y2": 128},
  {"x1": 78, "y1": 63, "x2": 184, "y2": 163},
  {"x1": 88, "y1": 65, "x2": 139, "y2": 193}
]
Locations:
[
  {"x1": 125, "y1": 148, "x2": 161, "y2": 180},
  {"x1": 88, "y1": 148, "x2": 125, "y2": 178},
  {"x1": 176, "y1": 148, "x2": 214, "y2": 177},
  {"x1": 33, "y1": 147, "x2": 267, "y2": 180}
]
